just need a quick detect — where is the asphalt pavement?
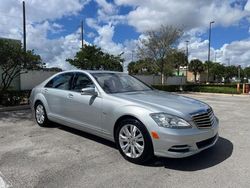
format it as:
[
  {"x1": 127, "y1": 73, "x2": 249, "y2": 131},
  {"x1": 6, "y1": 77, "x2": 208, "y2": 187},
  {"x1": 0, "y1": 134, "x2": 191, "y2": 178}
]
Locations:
[{"x1": 0, "y1": 93, "x2": 250, "y2": 188}]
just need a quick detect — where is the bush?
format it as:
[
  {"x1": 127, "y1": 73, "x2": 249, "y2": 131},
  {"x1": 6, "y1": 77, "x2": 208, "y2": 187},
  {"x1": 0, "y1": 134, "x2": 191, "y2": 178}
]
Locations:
[
  {"x1": 0, "y1": 90, "x2": 31, "y2": 106},
  {"x1": 152, "y1": 84, "x2": 240, "y2": 94}
]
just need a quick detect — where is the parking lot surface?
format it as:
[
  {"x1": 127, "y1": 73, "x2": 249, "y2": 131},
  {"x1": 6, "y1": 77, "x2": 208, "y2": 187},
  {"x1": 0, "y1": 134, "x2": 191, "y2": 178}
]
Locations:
[{"x1": 0, "y1": 93, "x2": 250, "y2": 188}]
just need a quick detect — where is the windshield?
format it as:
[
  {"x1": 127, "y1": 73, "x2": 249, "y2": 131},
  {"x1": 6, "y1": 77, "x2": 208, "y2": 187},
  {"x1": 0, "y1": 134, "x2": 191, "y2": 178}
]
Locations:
[{"x1": 91, "y1": 73, "x2": 153, "y2": 94}]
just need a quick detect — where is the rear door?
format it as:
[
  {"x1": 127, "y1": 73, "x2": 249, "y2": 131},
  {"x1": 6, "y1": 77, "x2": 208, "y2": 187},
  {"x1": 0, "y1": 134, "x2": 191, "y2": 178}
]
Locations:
[{"x1": 43, "y1": 72, "x2": 74, "y2": 118}]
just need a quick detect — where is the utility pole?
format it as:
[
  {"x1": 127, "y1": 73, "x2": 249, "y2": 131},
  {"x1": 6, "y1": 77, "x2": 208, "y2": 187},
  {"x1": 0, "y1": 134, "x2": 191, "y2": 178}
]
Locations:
[
  {"x1": 185, "y1": 40, "x2": 189, "y2": 82},
  {"x1": 81, "y1": 20, "x2": 84, "y2": 49},
  {"x1": 131, "y1": 50, "x2": 134, "y2": 62},
  {"x1": 238, "y1": 65, "x2": 241, "y2": 81},
  {"x1": 23, "y1": 1, "x2": 26, "y2": 67},
  {"x1": 23, "y1": 1, "x2": 26, "y2": 53},
  {"x1": 207, "y1": 21, "x2": 215, "y2": 82}
]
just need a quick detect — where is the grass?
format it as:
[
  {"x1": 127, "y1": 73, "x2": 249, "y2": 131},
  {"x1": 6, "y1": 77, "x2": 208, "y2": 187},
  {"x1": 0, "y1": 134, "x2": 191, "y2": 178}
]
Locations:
[
  {"x1": 152, "y1": 84, "x2": 240, "y2": 94},
  {"x1": 194, "y1": 86, "x2": 240, "y2": 94}
]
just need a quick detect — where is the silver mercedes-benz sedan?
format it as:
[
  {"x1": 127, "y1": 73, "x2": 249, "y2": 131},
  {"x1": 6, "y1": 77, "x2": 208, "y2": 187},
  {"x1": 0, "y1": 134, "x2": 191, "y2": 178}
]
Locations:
[{"x1": 30, "y1": 70, "x2": 219, "y2": 164}]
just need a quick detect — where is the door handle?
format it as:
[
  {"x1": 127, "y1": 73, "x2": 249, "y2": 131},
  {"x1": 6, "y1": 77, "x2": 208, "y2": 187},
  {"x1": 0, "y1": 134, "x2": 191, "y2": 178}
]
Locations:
[{"x1": 68, "y1": 93, "x2": 74, "y2": 99}]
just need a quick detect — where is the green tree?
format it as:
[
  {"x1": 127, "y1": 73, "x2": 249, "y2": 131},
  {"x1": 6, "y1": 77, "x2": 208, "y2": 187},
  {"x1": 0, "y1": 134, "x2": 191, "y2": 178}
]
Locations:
[
  {"x1": 128, "y1": 59, "x2": 158, "y2": 75},
  {"x1": 209, "y1": 63, "x2": 225, "y2": 82},
  {"x1": 168, "y1": 49, "x2": 187, "y2": 76},
  {"x1": 224, "y1": 66, "x2": 238, "y2": 83},
  {"x1": 137, "y1": 25, "x2": 183, "y2": 84},
  {"x1": 0, "y1": 39, "x2": 42, "y2": 91},
  {"x1": 66, "y1": 44, "x2": 123, "y2": 71},
  {"x1": 163, "y1": 59, "x2": 175, "y2": 77},
  {"x1": 243, "y1": 67, "x2": 250, "y2": 79},
  {"x1": 189, "y1": 59, "x2": 204, "y2": 83},
  {"x1": 127, "y1": 61, "x2": 137, "y2": 74}
]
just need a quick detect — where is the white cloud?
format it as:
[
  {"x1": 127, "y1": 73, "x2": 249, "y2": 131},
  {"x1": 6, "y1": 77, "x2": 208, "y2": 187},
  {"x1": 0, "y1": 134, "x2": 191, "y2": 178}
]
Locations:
[
  {"x1": 47, "y1": 32, "x2": 83, "y2": 70},
  {"x1": 86, "y1": 0, "x2": 127, "y2": 56},
  {"x1": 25, "y1": 0, "x2": 89, "y2": 22},
  {"x1": 95, "y1": 0, "x2": 117, "y2": 15},
  {"x1": 219, "y1": 40, "x2": 250, "y2": 67},
  {"x1": 94, "y1": 23, "x2": 123, "y2": 55},
  {"x1": 1, "y1": 0, "x2": 250, "y2": 70},
  {"x1": 93, "y1": 0, "x2": 126, "y2": 25},
  {"x1": 0, "y1": 0, "x2": 91, "y2": 70},
  {"x1": 24, "y1": 21, "x2": 82, "y2": 70},
  {"x1": 245, "y1": 0, "x2": 250, "y2": 11},
  {"x1": 87, "y1": 32, "x2": 96, "y2": 38},
  {"x1": 178, "y1": 36, "x2": 250, "y2": 68},
  {"x1": 86, "y1": 18, "x2": 100, "y2": 30},
  {"x1": 115, "y1": 0, "x2": 249, "y2": 32}
]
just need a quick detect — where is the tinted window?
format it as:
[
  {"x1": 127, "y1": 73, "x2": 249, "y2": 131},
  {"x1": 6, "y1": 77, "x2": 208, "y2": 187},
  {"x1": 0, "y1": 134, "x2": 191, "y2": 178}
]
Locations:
[
  {"x1": 91, "y1": 73, "x2": 152, "y2": 94},
  {"x1": 72, "y1": 73, "x2": 94, "y2": 92},
  {"x1": 45, "y1": 73, "x2": 73, "y2": 90}
]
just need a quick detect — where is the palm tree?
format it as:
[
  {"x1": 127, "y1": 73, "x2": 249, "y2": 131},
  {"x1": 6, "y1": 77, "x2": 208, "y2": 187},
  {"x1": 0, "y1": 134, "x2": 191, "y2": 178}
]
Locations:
[{"x1": 189, "y1": 59, "x2": 204, "y2": 83}]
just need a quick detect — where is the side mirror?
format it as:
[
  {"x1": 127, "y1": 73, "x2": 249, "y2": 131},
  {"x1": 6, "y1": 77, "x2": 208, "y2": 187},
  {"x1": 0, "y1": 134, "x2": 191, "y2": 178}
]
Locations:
[{"x1": 81, "y1": 87, "x2": 98, "y2": 96}]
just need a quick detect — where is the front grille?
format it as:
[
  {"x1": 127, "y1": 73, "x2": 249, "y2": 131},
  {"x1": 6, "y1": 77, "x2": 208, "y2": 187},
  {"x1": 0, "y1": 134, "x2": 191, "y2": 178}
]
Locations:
[
  {"x1": 192, "y1": 108, "x2": 215, "y2": 128},
  {"x1": 196, "y1": 134, "x2": 217, "y2": 149}
]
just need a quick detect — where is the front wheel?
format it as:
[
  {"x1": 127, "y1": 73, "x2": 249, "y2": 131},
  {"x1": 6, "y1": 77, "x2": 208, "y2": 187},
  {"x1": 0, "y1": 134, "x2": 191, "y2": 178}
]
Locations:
[
  {"x1": 115, "y1": 118, "x2": 154, "y2": 164},
  {"x1": 35, "y1": 102, "x2": 49, "y2": 127}
]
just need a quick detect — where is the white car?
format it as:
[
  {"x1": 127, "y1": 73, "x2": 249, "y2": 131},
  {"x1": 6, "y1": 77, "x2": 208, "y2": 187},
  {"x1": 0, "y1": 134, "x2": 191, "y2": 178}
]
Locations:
[{"x1": 30, "y1": 70, "x2": 219, "y2": 164}]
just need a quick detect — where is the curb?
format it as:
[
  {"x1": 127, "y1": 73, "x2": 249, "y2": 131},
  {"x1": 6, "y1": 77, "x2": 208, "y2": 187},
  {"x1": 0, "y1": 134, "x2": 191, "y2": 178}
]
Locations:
[
  {"x1": 178, "y1": 92, "x2": 250, "y2": 97},
  {"x1": 0, "y1": 105, "x2": 30, "y2": 112}
]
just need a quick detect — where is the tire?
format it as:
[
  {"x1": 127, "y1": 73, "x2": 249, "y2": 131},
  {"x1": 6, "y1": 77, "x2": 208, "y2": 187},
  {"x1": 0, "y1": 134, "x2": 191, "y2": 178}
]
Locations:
[
  {"x1": 34, "y1": 102, "x2": 50, "y2": 127},
  {"x1": 115, "y1": 118, "x2": 154, "y2": 164}
]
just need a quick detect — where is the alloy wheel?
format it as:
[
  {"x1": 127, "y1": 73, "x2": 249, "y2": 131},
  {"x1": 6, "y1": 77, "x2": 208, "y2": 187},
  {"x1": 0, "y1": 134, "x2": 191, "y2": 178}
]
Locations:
[
  {"x1": 36, "y1": 104, "x2": 45, "y2": 124},
  {"x1": 119, "y1": 124, "x2": 145, "y2": 158}
]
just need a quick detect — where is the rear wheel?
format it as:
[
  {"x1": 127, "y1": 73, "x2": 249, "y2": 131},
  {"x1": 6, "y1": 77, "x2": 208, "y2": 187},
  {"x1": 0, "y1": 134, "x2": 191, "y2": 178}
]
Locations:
[
  {"x1": 115, "y1": 118, "x2": 154, "y2": 164},
  {"x1": 35, "y1": 102, "x2": 49, "y2": 127}
]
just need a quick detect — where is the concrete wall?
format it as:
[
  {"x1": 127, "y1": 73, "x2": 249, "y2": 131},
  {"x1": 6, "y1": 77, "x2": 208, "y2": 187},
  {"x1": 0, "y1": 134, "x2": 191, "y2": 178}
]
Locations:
[
  {"x1": 133, "y1": 75, "x2": 161, "y2": 85},
  {"x1": 20, "y1": 70, "x2": 59, "y2": 90},
  {"x1": 133, "y1": 75, "x2": 186, "y2": 85},
  {"x1": 166, "y1": 76, "x2": 186, "y2": 85}
]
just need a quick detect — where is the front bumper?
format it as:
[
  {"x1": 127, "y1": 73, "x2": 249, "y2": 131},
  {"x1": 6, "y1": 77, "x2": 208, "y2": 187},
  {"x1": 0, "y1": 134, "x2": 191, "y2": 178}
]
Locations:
[{"x1": 151, "y1": 119, "x2": 219, "y2": 158}]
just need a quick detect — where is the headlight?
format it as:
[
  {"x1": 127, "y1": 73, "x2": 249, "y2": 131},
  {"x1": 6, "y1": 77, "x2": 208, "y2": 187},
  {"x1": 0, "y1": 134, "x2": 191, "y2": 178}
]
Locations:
[{"x1": 150, "y1": 113, "x2": 191, "y2": 129}]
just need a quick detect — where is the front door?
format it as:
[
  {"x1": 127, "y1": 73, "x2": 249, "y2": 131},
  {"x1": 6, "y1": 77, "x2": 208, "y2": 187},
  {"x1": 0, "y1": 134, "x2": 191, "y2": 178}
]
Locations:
[{"x1": 66, "y1": 73, "x2": 102, "y2": 132}]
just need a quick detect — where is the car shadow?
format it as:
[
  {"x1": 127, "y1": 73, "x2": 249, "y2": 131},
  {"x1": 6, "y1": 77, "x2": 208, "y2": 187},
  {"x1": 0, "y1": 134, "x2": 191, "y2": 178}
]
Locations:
[
  {"x1": 53, "y1": 122, "x2": 116, "y2": 149},
  {"x1": 52, "y1": 122, "x2": 233, "y2": 171},
  {"x1": 0, "y1": 110, "x2": 233, "y2": 171},
  {"x1": 146, "y1": 136, "x2": 233, "y2": 171}
]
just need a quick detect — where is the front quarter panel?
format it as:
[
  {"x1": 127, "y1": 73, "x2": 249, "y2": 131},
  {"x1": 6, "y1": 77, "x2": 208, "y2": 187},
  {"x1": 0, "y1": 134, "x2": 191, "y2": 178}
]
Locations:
[{"x1": 101, "y1": 97, "x2": 158, "y2": 141}]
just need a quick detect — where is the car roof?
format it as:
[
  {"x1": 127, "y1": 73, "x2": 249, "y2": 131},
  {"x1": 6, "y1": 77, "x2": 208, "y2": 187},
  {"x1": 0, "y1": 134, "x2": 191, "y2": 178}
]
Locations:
[{"x1": 61, "y1": 70, "x2": 126, "y2": 74}]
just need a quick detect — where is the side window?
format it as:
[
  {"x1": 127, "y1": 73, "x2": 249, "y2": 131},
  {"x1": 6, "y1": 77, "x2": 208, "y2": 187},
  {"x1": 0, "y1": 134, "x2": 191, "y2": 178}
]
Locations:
[
  {"x1": 45, "y1": 73, "x2": 73, "y2": 90},
  {"x1": 72, "y1": 73, "x2": 94, "y2": 92}
]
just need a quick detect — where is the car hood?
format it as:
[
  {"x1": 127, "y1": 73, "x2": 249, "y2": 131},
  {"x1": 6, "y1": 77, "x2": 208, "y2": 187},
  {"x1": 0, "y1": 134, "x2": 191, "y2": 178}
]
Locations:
[{"x1": 114, "y1": 90, "x2": 210, "y2": 118}]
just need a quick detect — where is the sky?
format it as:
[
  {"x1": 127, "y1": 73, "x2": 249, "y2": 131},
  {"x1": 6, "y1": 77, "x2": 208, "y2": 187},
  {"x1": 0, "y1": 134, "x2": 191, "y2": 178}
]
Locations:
[{"x1": 1, "y1": 0, "x2": 250, "y2": 70}]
